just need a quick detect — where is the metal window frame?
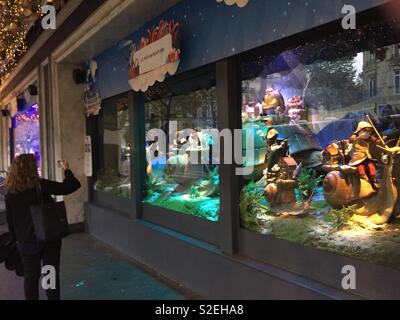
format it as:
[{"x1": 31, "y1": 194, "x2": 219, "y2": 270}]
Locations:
[
  {"x1": 136, "y1": 63, "x2": 225, "y2": 245},
  {"x1": 89, "y1": 91, "x2": 136, "y2": 216}
]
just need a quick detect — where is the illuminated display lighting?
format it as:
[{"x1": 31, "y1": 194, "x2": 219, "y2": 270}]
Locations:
[{"x1": 0, "y1": 1, "x2": 67, "y2": 84}]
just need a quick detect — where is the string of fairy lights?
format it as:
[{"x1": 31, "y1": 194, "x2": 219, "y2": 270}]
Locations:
[
  {"x1": 0, "y1": 0, "x2": 66, "y2": 84},
  {"x1": 0, "y1": 0, "x2": 41, "y2": 81}
]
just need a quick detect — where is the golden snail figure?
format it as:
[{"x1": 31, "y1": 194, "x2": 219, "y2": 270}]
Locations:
[{"x1": 322, "y1": 118, "x2": 400, "y2": 225}]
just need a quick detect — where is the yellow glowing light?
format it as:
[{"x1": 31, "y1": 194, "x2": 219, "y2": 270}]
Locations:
[{"x1": 0, "y1": 0, "x2": 45, "y2": 83}]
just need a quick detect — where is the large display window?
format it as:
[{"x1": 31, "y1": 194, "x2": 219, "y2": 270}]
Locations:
[
  {"x1": 143, "y1": 71, "x2": 220, "y2": 222},
  {"x1": 239, "y1": 17, "x2": 400, "y2": 269},
  {"x1": 13, "y1": 103, "x2": 41, "y2": 173},
  {"x1": 94, "y1": 93, "x2": 132, "y2": 199}
]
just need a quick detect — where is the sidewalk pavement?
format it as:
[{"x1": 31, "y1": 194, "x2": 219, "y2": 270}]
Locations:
[{"x1": 0, "y1": 221, "x2": 194, "y2": 300}]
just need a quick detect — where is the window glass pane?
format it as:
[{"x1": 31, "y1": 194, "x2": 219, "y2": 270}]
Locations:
[
  {"x1": 144, "y1": 72, "x2": 220, "y2": 222},
  {"x1": 14, "y1": 104, "x2": 41, "y2": 173},
  {"x1": 95, "y1": 94, "x2": 132, "y2": 198},
  {"x1": 240, "y1": 18, "x2": 400, "y2": 269}
]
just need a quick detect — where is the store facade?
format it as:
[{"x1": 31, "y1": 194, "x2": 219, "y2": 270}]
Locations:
[
  {"x1": 83, "y1": 0, "x2": 400, "y2": 299},
  {"x1": 0, "y1": 0, "x2": 106, "y2": 224},
  {"x1": 2, "y1": 0, "x2": 400, "y2": 299}
]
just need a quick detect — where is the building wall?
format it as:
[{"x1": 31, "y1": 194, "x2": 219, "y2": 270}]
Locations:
[
  {"x1": 366, "y1": 45, "x2": 400, "y2": 104},
  {"x1": 56, "y1": 63, "x2": 88, "y2": 224},
  {"x1": 0, "y1": 117, "x2": 8, "y2": 171},
  {"x1": 333, "y1": 44, "x2": 400, "y2": 118}
]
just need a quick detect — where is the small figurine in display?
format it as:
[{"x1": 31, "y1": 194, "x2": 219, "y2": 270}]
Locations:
[
  {"x1": 146, "y1": 137, "x2": 160, "y2": 175},
  {"x1": 188, "y1": 132, "x2": 200, "y2": 150},
  {"x1": 321, "y1": 140, "x2": 350, "y2": 170},
  {"x1": 255, "y1": 102, "x2": 263, "y2": 118},
  {"x1": 322, "y1": 142, "x2": 342, "y2": 167},
  {"x1": 177, "y1": 136, "x2": 189, "y2": 149},
  {"x1": 264, "y1": 156, "x2": 299, "y2": 208},
  {"x1": 258, "y1": 118, "x2": 273, "y2": 139},
  {"x1": 257, "y1": 117, "x2": 274, "y2": 138},
  {"x1": 242, "y1": 102, "x2": 255, "y2": 119},
  {"x1": 167, "y1": 135, "x2": 190, "y2": 176},
  {"x1": 348, "y1": 121, "x2": 379, "y2": 188},
  {"x1": 264, "y1": 128, "x2": 289, "y2": 172},
  {"x1": 262, "y1": 89, "x2": 286, "y2": 116},
  {"x1": 263, "y1": 117, "x2": 273, "y2": 128},
  {"x1": 322, "y1": 130, "x2": 379, "y2": 210},
  {"x1": 242, "y1": 106, "x2": 249, "y2": 122},
  {"x1": 243, "y1": 102, "x2": 263, "y2": 121},
  {"x1": 323, "y1": 118, "x2": 400, "y2": 224},
  {"x1": 287, "y1": 96, "x2": 305, "y2": 124}
]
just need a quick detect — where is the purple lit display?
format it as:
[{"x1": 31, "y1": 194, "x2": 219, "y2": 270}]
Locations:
[{"x1": 14, "y1": 104, "x2": 41, "y2": 172}]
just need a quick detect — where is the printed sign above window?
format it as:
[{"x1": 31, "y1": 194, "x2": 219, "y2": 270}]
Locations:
[
  {"x1": 128, "y1": 19, "x2": 181, "y2": 92},
  {"x1": 216, "y1": 0, "x2": 249, "y2": 8}
]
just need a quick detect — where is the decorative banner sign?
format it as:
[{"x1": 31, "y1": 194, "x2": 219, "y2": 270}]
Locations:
[
  {"x1": 84, "y1": 136, "x2": 93, "y2": 177},
  {"x1": 129, "y1": 19, "x2": 181, "y2": 92},
  {"x1": 216, "y1": 0, "x2": 250, "y2": 8},
  {"x1": 84, "y1": 59, "x2": 102, "y2": 117}
]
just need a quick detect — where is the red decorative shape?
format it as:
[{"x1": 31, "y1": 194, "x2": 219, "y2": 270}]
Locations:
[
  {"x1": 287, "y1": 96, "x2": 304, "y2": 108},
  {"x1": 168, "y1": 49, "x2": 180, "y2": 63}
]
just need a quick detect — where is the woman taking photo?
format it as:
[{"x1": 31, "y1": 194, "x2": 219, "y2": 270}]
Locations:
[{"x1": 5, "y1": 154, "x2": 81, "y2": 300}]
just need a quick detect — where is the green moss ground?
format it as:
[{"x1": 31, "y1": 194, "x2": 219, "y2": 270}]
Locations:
[
  {"x1": 257, "y1": 205, "x2": 400, "y2": 269},
  {"x1": 94, "y1": 176, "x2": 131, "y2": 198},
  {"x1": 143, "y1": 192, "x2": 220, "y2": 222},
  {"x1": 240, "y1": 181, "x2": 400, "y2": 270},
  {"x1": 143, "y1": 167, "x2": 220, "y2": 222}
]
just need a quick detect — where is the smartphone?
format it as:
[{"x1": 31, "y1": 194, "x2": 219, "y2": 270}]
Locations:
[{"x1": 57, "y1": 160, "x2": 63, "y2": 168}]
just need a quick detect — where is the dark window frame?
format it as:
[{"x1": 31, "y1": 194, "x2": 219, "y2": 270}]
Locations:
[
  {"x1": 88, "y1": 91, "x2": 136, "y2": 216},
  {"x1": 137, "y1": 63, "x2": 222, "y2": 245}
]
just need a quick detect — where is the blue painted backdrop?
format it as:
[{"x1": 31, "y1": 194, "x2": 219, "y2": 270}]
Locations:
[{"x1": 96, "y1": 0, "x2": 388, "y2": 99}]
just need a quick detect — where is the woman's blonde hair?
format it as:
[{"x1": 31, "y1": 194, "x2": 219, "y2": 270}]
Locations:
[{"x1": 5, "y1": 154, "x2": 39, "y2": 194}]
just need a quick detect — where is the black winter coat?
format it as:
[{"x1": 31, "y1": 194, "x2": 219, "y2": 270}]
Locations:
[{"x1": 5, "y1": 170, "x2": 81, "y2": 243}]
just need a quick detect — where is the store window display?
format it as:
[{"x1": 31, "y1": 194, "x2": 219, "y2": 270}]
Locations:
[
  {"x1": 143, "y1": 72, "x2": 220, "y2": 222},
  {"x1": 94, "y1": 94, "x2": 132, "y2": 198},
  {"x1": 14, "y1": 104, "x2": 41, "y2": 172},
  {"x1": 240, "y1": 18, "x2": 400, "y2": 269}
]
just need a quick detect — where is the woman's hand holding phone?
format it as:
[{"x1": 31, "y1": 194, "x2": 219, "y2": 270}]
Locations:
[{"x1": 58, "y1": 160, "x2": 69, "y2": 170}]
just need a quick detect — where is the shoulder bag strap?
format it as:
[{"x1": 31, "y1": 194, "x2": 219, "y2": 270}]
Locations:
[{"x1": 35, "y1": 179, "x2": 44, "y2": 204}]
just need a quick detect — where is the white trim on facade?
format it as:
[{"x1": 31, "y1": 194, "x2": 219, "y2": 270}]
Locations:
[
  {"x1": 49, "y1": 58, "x2": 63, "y2": 184},
  {"x1": 39, "y1": 59, "x2": 49, "y2": 178},
  {"x1": 52, "y1": 0, "x2": 135, "y2": 63}
]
